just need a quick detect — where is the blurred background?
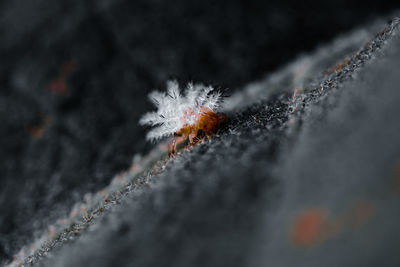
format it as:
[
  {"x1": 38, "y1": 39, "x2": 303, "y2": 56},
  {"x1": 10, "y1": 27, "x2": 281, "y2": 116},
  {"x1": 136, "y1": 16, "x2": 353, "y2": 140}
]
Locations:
[{"x1": 0, "y1": 0, "x2": 399, "y2": 263}]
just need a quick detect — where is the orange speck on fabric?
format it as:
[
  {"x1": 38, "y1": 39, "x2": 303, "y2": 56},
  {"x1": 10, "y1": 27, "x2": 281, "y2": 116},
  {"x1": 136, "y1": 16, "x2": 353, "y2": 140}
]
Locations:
[
  {"x1": 290, "y1": 209, "x2": 326, "y2": 247},
  {"x1": 25, "y1": 125, "x2": 45, "y2": 138},
  {"x1": 48, "y1": 78, "x2": 69, "y2": 96},
  {"x1": 323, "y1": 56, "x2": 353, "y2": 75},
  {"x1": 47, "y1": 60, "x2": 76, "y2": 96},
  {"x1": 24, "y1": 115, "x2": 50, "y2": 138},
  {"x1": 348, "y1": 200, "x2": 375, "y2": 228}
]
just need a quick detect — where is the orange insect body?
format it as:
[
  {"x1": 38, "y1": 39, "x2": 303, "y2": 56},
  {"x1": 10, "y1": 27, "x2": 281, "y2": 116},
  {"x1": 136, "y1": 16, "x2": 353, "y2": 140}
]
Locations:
[
  {"x1": 140, "y1": 81, "x2": 226, "y2": 154},
  {"x1": 169, "y1": 107, "x2": 226, "y2": 155}
]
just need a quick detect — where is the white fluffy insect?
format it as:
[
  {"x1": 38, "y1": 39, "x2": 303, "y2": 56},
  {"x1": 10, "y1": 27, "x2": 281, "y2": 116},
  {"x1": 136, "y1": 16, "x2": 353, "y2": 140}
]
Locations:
[{"x1": 140, "y1": 81, "x2": 226, "y2": 154}]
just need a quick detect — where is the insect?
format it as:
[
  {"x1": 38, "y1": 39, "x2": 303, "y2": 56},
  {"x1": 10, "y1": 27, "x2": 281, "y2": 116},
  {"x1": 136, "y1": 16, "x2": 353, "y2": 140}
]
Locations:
[{"x1": 140, "y1": 81, "x2": 227, "y2": 155}]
